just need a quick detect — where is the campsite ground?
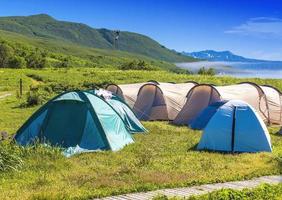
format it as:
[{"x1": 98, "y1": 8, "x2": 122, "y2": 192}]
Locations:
[{"x1": 0, "y1": 68, "x2": 282, "y2": 199}]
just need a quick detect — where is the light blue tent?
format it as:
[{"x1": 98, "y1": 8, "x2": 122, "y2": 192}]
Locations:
[
  {"x1": 89, "y1": 90, "x2": 146, "y2": 133},
  {"x1": 15, "y1": 91, "x2": 137, "y2": 157},
  {"x1": 190, "y1": 101, "x2": 228, "y2": 130},
  {"x1": 197, "y1": 100, "x2": 272, "y2": 153}
]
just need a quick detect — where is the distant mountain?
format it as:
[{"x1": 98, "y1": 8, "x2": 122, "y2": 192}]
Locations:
[
  {"x1": 0, "y1": 14, "x2": 196, "y2": 63},
  {"x1": 183, "y1": 50, "x2": 265, "y2": 62}
]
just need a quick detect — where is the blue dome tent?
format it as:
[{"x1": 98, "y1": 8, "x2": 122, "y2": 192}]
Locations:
[
  {"x1": 197, "y1": 100, "x2": 272, "y2": 153},
  {"x1": 15, "y1": 90, "x2": 145, "y2": 156}
]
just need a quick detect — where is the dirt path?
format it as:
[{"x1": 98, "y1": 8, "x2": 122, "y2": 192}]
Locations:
[{"x1": 0, "y1": 93, "x2": 12, "y2": 99}]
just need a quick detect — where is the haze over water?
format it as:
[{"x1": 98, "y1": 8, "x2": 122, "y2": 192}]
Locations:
[{"x1": 177, "y1": 61, "x2": 282, "y2": 79}]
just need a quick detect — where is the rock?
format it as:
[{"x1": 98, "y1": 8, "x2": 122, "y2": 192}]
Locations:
[{"x1": 0, "y1": 131, "x2": 8, "y2": 141}]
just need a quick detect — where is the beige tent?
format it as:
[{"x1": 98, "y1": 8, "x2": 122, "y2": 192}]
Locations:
[
  {"x1": 260, "y1": 85, "x2": 282, "y2": 125},
  {"x1": 108, "y1": 81, "x2": 281, "y2": 124},
  {"x1": 133, "y1": 82, "x2": 197, "y2": 120},
  {"x1": 216, "y1": 82, "x2": 269, "y2": 122},
  {"x1": 173, "y1": 84, "x2": 221, "y2": 125},
  {"x1": 173, "y1": 82, "x2": 282, "y2": 125},
  {"x1": 106, "y1": 82, "x2": 145, "y2": 107}
]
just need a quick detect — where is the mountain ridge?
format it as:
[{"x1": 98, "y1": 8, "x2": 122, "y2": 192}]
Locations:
[
  {"x1": 182, "y1": 50, "x2": 282, "y2": 62},
  {"x1": 0, "y1": 14, "x2": 196, "y2": 63}
]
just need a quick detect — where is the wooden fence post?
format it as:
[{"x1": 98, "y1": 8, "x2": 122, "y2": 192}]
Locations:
[{"x1": 20, "y1": 78, "x2": 23, "y2": 97}]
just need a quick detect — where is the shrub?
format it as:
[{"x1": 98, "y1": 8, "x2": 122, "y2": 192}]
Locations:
[
  {"x1": 198, "y1": 67, "x2": 216, "y2": 76},
  {"x1": 119, "y1": 60, "x2": 158, "y2": 70},
  {"x1": 0, "y1": 42, "x2": 13, "y2": 68},
  {"x1": 170, "y1": 67, "x2": 192, "y2": 74},
  {"x1": 57, "y1": 57, "x2": 71, "y2": 68},
  {"x1": 8, "y1": 56, "x2": 27, "y2": 68},
  {"x1": 26, "y1": 73, "x2": 44, "y2": 82},
  {"x1": 26, "y1": 90, "x2": 42, "y2": 106},
  {"x1": 26, "y1": 51, "x2": 47, "y2": 69},
  {"x1": 48, "y1": 83, "x2": 78, "y2": 94},
  {"x1": 24, "y1": 85, "x2": 52, "y2": 106}
]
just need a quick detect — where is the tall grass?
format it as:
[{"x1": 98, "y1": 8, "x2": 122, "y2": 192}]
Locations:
[{"x1": 0, "y1": 143, "x2": 23, "y2": 172}]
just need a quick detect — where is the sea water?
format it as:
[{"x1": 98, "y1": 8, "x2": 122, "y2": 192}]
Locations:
[{"x1": 177, "y1": 61, "x2": 282, "y2": 79}]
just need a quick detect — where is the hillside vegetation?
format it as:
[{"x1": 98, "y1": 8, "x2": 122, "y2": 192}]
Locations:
[
  {"x1": 0, "y1": 29, "x2": 190, "y2": 72},
  {"x1": 0, "y1": 14, "x2": 197, "y2": 63}
]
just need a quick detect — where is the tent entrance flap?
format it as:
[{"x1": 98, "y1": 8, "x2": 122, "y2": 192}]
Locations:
[
  {"x1": 133, "y1": 84, "x2": 168, "y2": 120},
  {"x1": 41, "y1": 101, "x2": 87, "y2": 148}
]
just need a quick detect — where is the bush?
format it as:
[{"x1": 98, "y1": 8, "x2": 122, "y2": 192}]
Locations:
[
  {"x1": 57, "y1": 57, "x2": 71, "y2": 68},
  {"x1": 24, "y1": 85, "x2": 52, "y2": 106},
  {"x1": 0, "y1": 41, "x2": 50, "y2": 69},
  {"x1": 0, "y1": 42, "x2": 13, "y2": 68},
  {"x1": 119, "y1": 60, "x2": 158, "y2": 70},
  {"x1": 198, "y1": 67, "x2": 216, "y2": 76},
  {"x1": 26, "y1": 90, "x2": 42, "y2": 106},
  {"x1": 26, "y1": 51, "x2": 47, "y2": 69},
  {"x1": 26, "y1": 73, "x2": 44, "y2": 82},
  {"x1": 170, "y1": 67, "x2": 192, "y2": 74},
  {"x1": 48, "y1": 83, "x2": 78, "y2": 94},
  {"x1": 8, "y1": 56, "x2": 26, "y2": 68}
]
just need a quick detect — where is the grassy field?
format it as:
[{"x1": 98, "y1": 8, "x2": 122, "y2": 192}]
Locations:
[{"x1": 0, "y1": 68, "x2": 282, "y2": 199}]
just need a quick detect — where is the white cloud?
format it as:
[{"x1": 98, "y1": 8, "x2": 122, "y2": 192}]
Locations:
[{"x1": 225, "y1": 17, "x2": 282, "y2": 37}]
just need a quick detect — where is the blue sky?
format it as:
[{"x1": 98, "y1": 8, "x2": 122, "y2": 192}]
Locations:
[{"x1": 1, "y1": 0, "x2": 282, "y2": 60}]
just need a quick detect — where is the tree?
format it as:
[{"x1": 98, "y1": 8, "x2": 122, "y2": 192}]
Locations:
[
  {"x1": 207, "y1": 68, "x2": 216, "y2": 76},
  {"x1": 0, "y1": 42, "x2": 13, "y2": 68}
]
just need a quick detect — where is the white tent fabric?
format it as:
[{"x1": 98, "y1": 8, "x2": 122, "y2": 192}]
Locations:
[{"x1": 133, "y1": 82, "x2": 197, "y2": 120}]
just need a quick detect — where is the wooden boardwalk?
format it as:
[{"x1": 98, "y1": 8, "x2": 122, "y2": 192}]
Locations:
[{"x1": 94, "y1": 175, "x2": 282, "y2": 200}]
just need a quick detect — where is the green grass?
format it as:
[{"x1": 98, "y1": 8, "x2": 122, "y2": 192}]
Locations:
[
  {"x1": 0, "y1": 68, "x2": 281, "y2": 199},
  {"x1": 153, "y1": 183, "x2": 282, "y2": 200}
]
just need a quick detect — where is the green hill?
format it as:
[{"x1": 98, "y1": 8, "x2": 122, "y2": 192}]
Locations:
[
  {"x1": 0, "y1": 29, "x2": 184, "y2": 71},
  {"x1": 0, "y1": 14, "x2": 196, "y2": 63}
]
